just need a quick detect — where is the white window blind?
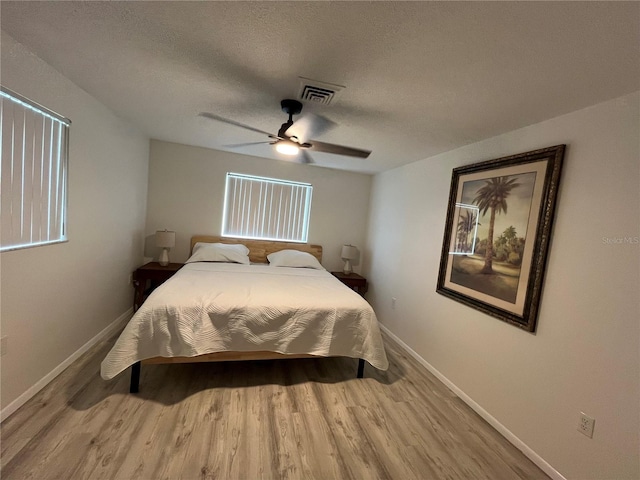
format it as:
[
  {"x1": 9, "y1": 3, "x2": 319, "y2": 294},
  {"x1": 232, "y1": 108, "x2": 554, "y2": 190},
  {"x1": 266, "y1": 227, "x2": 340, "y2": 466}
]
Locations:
[
  {"x1": 1, "y1": 87, "x2": 70, "y2": 252},
  {"x1": 222, "y1": 173, "x2": 313, "y2": 243}
]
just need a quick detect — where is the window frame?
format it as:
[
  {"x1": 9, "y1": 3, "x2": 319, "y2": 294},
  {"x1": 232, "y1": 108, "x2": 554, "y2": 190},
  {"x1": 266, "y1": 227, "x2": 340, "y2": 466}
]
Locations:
[
  {"x1": 0, "y1": 86, "x2": 71, "y2": 252},
  {"x1": 221, "y1": 172, "x2": 313, "y2": 243}
]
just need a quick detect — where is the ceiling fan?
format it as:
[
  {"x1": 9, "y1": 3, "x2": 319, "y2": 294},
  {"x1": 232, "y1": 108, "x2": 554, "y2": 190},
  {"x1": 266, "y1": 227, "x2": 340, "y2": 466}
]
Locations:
[{"x1": 199, "y1": 99, "x2": 371, "y2": 164}]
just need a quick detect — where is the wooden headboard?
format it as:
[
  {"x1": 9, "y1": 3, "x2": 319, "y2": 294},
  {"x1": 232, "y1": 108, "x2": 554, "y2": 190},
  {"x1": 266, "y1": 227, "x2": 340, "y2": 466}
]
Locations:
[{"x1": 190, "y1": 235, "x2": 323, "y2": 264}]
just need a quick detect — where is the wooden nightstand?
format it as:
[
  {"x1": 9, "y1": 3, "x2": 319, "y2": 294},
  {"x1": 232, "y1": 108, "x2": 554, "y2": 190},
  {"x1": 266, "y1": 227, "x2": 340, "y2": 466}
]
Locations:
[
  {"x1": 132, "y1": 262, "x2": 183, "y2": 311},
  {"x1": 331, "y1": 271, "x2": 368, "y2": 296}
]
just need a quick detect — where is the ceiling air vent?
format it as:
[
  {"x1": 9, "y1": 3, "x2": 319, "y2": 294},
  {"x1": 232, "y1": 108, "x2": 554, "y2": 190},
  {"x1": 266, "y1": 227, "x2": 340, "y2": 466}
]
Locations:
[{"x1": 298, "y1": 77, "x2": 345, "y2": 106}]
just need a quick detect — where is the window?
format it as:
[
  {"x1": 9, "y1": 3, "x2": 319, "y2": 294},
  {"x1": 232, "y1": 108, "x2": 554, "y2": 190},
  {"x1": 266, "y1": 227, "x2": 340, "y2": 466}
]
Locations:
[
  {"x1": 0, "y1": 87, "x2": 70, "y2": 252},
  {"x1": 222, "y1": 173, "x2": 313, "y2": 243}
]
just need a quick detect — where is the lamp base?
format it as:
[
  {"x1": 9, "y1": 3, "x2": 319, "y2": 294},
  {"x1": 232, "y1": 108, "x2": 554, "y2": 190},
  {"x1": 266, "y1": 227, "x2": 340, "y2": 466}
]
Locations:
[
  {"x1": 159, "y1": 248, "x2": 170, "y2": 267},
  {"x1": 343, "y1": 259, "x2": 352, "y2": 275}
]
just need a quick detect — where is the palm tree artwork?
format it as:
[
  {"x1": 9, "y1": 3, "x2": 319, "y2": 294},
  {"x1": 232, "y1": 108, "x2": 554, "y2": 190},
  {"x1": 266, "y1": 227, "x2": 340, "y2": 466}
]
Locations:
[
  {"x1": 448, "y1": 171, "x2": 536, "y2": 304},
  {"x1": 455, "y1": 208, "x2": 479, "y2": 253},
  {"x1": 437, "y1": 144, "x2": 565, "y2": 330},
  {"x1": 472, "y1": 176, "x2": 521, "y2": 273}
]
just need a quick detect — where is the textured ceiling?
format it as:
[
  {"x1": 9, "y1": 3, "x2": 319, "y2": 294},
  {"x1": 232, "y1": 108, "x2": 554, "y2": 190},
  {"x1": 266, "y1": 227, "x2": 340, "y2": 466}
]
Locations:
[{"x1": 1, "y1": 1, "x2": 638, "y2": 174}]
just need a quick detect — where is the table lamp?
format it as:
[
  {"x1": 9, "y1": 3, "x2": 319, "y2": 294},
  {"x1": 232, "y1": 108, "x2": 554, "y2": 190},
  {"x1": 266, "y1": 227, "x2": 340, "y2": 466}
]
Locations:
[
  {"x1": 156, "y1": 230, "x2": 176, "y2": 266},
  {"x1": 341, "y1": 244, "x2": 358, "y2": 275}
]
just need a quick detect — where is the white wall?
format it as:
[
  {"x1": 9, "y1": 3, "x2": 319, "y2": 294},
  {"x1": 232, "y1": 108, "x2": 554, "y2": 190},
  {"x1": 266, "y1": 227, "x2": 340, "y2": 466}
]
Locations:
[
  {"x1": 0, "y1": 33, "x2": 150, "y2": 413},
  {"x1": 146, "y1": 140, "x2": 372, "y2": 272},
  {"x1": 364, "y1": 92, "x2": 639, "y2": 480}
]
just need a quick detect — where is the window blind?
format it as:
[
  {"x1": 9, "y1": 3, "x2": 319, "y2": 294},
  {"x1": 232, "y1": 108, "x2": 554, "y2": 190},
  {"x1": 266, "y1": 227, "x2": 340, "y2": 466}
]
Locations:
[
  {"x1": 222, "y1": 173, "x2": 312, "y2": 243},
  {"x1": 1, "y1": 87, "x2": 70, "y2": 251}
]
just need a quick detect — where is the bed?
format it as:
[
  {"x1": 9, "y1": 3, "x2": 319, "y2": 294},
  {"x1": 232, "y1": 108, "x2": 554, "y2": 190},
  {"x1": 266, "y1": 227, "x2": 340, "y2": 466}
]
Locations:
[{"x1": 100, "y1": 236, "x2": 389, "y2": 392}]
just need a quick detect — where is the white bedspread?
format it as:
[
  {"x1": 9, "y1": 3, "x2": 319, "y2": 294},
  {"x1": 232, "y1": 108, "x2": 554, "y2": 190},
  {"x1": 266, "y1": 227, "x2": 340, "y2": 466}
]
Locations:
[{"x1": 101, "y1": 263, "x2": 389, "y2": 379}]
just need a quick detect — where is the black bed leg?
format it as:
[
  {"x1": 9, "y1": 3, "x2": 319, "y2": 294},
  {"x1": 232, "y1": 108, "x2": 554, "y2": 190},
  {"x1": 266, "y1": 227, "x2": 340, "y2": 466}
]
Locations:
[
  {"x1": 130, "y1": 361, "x2": 141, "y2": 393},
  {"x1": 357, "y1": 358, "x2": 365, "y2": 378}
]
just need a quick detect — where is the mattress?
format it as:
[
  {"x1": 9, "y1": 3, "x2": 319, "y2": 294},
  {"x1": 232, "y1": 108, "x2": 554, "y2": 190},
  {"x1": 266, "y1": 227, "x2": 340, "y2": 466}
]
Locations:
[{"x1": 101, "y1": 262, "x2": 389, "y2": 379}]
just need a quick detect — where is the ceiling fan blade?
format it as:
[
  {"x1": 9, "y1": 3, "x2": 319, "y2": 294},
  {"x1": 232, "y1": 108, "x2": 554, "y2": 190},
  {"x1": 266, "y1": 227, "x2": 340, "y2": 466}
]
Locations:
[
  {"x1": 199, "y1": 112, "x2": 274, "y2": 137},
  {"x1": 223, "y1": 141, "x2": 272, "y2": 148},
  {"x1": 285, "y1": 113, "x2": 336, "y2": 144},
  {"x1": 299, "y1": 150, "x2": 314, "y2": 164},
  {"x1": 307, "y1": 140, "x2": 371, "y2": 159}
]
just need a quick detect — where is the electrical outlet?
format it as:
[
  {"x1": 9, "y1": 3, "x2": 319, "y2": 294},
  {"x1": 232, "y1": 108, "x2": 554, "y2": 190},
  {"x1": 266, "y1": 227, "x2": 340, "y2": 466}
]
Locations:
[
  {"x1": 578, "y1": 412, "x2": 595, "y2": 438},
  {"x1": 0, "y1": 336, "x2": 8, "y2": 357},
  {"x1": 391, "y1": 297, "x2": 397, "y2": 309}
]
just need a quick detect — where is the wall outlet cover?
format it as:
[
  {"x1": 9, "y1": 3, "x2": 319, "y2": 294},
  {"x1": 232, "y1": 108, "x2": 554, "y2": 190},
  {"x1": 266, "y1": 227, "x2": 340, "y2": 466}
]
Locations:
[{"x1": 578, "y1": 412, "x2": 595, "y2": 438}]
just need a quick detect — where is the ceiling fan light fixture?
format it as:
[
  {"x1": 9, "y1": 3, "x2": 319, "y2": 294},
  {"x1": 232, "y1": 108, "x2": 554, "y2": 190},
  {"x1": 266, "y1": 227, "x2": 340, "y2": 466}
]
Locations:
[
  {"x1": 201, "y1": 98, "x2": 371, "y2": 162},
  {"x1": 275, "y1": 140, "x2": 299, "y2": 156}
]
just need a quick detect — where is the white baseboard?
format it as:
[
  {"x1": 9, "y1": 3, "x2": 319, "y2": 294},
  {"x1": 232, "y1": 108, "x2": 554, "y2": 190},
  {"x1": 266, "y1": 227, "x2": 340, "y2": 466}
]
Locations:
[
  {"x1": 378, "y1": 323, "x2": 566, "y2": 480},
  {"x1": 1, "y1": 309, "x2": 132, "y2": 423}
]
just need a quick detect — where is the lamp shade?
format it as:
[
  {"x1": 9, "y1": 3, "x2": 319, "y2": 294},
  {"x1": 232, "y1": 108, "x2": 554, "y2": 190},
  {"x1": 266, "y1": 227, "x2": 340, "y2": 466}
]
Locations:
[
  {"x1": 155, "y1": 230, "x2": 176, "y2": 248},
  {"x1": 341, "y1": 245, "x2": 357, "y2": 260}
]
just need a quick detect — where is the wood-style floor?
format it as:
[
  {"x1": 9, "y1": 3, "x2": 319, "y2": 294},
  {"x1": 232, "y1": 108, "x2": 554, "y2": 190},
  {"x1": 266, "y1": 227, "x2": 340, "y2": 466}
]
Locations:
[{"x1": 1, "y1": 331, "x2": 549, "y2": 480}]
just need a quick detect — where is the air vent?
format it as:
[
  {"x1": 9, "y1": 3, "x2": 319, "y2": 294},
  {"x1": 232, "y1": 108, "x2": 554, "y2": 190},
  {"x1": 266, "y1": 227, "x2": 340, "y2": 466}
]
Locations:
[{"x1": 298, "y1": 77, "x2": 345, "y2": 106}]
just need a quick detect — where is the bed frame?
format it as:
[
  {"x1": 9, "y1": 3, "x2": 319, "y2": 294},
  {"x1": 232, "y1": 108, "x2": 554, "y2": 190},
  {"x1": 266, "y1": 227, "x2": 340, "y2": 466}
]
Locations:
[{"x1": 129, "y1": 235, "x2": 365, "y2": 392}]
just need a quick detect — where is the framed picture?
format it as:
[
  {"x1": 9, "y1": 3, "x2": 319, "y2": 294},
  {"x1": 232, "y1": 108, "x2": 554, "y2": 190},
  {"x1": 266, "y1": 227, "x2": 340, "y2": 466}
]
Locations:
[{"x1": 436, "y1": 145, "x2": 565, "y2": 332}]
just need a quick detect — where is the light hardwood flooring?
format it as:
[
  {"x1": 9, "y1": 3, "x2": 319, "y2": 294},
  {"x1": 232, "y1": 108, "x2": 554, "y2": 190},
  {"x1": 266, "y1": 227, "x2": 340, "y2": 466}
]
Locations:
[{"x1": 1, "y1": 331, "x2": 549, "y2": 480}]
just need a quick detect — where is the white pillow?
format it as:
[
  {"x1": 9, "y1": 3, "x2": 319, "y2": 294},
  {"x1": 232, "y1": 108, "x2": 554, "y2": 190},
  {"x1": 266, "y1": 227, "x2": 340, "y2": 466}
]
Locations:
[
  {"x1": 186, "y1": 242, "x2": 250, "y2": 264},
  {"x1": 267, "y1": 249, "x2": 324, "y2": 270}
]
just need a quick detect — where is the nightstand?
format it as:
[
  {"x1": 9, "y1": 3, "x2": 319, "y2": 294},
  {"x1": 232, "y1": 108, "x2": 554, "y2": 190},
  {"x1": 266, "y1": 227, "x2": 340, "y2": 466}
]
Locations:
[
  {"x1": 331, "y1": 271, "x2": 368, "y2": 296},
  {"x1": 132, "y1": 262, "x2": 183, "y2": 311}
]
